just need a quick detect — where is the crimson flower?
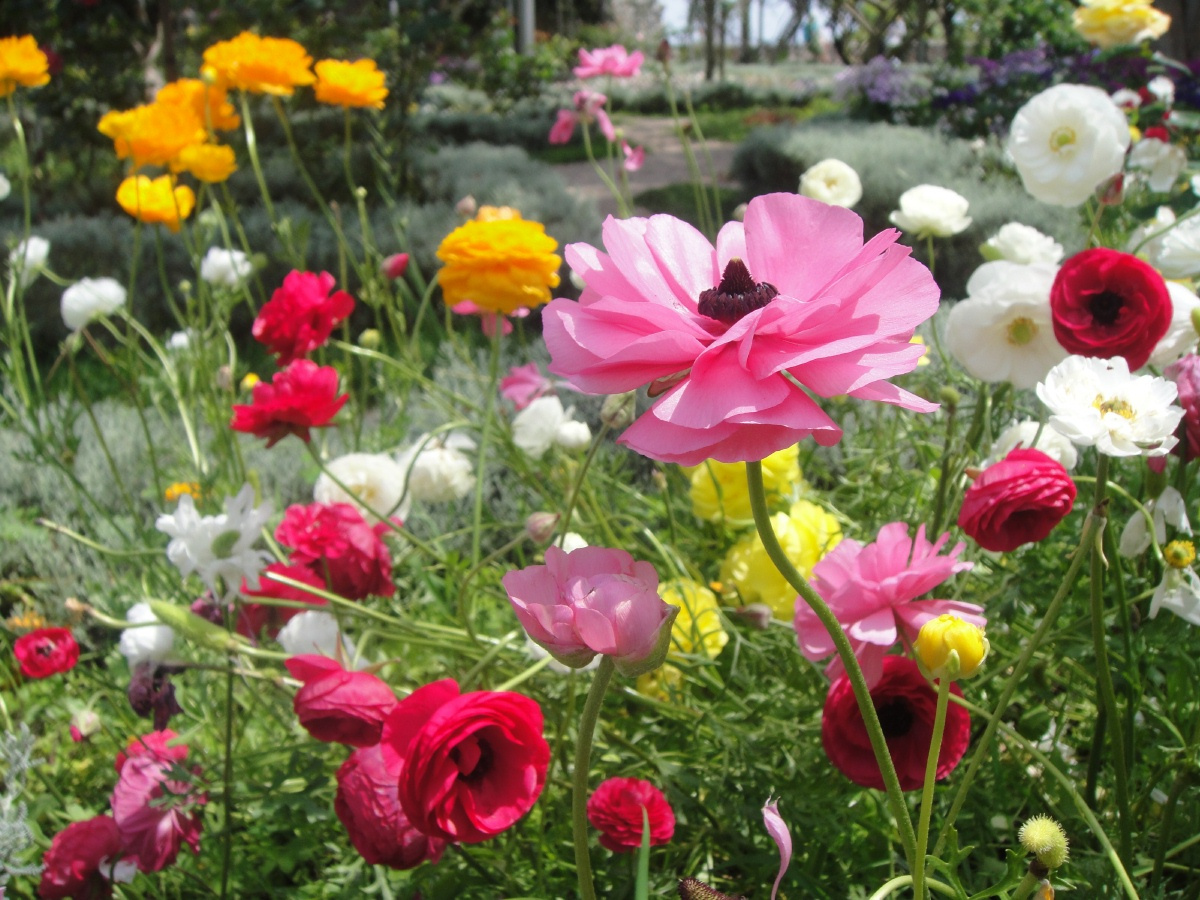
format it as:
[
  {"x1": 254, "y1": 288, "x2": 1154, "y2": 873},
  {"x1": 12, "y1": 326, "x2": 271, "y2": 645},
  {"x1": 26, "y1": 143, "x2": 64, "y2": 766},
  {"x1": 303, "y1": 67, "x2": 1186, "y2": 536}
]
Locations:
[
  {"x1": 382, "y1": 678, "x2": 550, "y2": 844},
  {"x1": 958, "y1": 448, "x2": 1077, "y2": 552},
  {"x1": 13, "y1": 626, "x2": 79, "y2": 678},
  {"x1": 229, "y1": 359, "x2": 348, "y2": 447},
  {"x1": 275, "y1": 501, "x2": 397, "y2": 600},
  {"x1": 110, "y1": 734, "x2": 205, "y2": 872},
  {"x1": 285, "y1": 654, "x2": 398, "y2": 747},
  {"x1": 822, "y1": 655, "x2": 970, "y2": 791},
  {"x1": 252, "y1": 270, "x2": 355, "y2": 365},
  {"x1": 586, "y1": 776, "x2": 675, "y2": 852},
  {"x1": 237, "y1": 561, "x2": 327, "y2": 639},
  {"x1": 1050, "y1": 247, "x2": 1172, "y2": 370},
  {"x1": 39, "y1": 815, "x2": 130, "y2": 900}
]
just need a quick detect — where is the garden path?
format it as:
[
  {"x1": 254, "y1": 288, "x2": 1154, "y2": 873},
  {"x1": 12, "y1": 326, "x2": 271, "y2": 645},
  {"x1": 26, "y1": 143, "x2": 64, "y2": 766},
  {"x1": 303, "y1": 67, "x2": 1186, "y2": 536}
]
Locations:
[{"x1": 554, "y1": 115, "x2": 740, "y2": 220}]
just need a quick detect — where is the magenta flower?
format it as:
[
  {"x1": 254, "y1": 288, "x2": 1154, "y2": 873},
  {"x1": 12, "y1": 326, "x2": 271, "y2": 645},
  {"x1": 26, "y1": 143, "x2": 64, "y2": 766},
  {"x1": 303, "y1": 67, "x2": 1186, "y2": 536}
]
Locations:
[
  {"x1": 501, "y1": 545, "x2": 677, "y2": 675},
  {"x1": 543, "y1": 194, "x2": 939, "y2": 465},
  {"x1": 111, "y1": 740, "x2": 205, "y2": 872},
  {"x1": 622, "y1": 141, "x2": 645, "y2": 172},
  {"x1": 574, "y1": 44, "x2": 645, "y2": 79},
  {"x1": 794, "y1": 522, "x2": 981, "y2": 687},
  {"x1": 547, "y1": 91, "x2": 616, "y2": 145}
]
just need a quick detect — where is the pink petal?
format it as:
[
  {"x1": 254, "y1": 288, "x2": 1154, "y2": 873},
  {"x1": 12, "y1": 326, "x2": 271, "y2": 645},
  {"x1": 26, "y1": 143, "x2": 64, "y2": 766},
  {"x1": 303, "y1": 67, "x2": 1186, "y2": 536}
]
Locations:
[{"x1": 762, "y1": 798, "x2": 792, "y2": 900}]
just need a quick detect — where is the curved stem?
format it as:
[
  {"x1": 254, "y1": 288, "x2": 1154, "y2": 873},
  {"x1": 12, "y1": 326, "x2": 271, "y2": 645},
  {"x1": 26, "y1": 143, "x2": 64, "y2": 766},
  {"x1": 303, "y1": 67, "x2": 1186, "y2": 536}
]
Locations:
[
  {"x1": 913, "y1": 676, "x2": 951, "y2": 899},
  {"x1": 746, "y1": 461, "x2": 917, "y2": 867},
  {"x1": 573, "y1": 656, "x2": 615, "y2": 900},
  {"x1": 866, "y1": 875, "x2": 958, "y2": 900}
]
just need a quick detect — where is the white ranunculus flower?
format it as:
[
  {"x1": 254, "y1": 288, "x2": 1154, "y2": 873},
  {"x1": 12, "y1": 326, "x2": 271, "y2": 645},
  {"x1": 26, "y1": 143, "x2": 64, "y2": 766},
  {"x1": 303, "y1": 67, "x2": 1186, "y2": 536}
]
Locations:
[
  {"x1": 1007, "y1": 83, "x2": 1131, "y2": 207},
  {"x1": 200, "y1": 246, "x2": 253, "y2": 288},
  {"x1": 1126, "y1": 205, "x2": 1177, "y2": 264},
  {"x1": 0, "y1": 173, "x2": 10, "y2": 202},
  {"x1": 1150, "y1": 567, "x2": 1200, "y2": 626},
  {"x1": 555, "y1": 419, "x2": 592, "y2": 451},
  {"x1": 1146, "y1": 75, "x2": 1175, "y2": 106},
  {"x1": 555, "y1": 532, "x2": 589, "y2": 553},
  {"x1": 989, "y1": 419, "x2": 1080, "y2": 471},
  {"x1": 511, "y1": 395, "x2": 592, "y2": 459},
  {"x1": 277, "y1": 610, "x2": 357, "y2": 661},
  {"x1": 166, "y1": 330, "x2": 193, "y2": 351},
  {"x1": 155, "y1": 483, "x2": 274, "y2": 602},
  {"x1": 981, "y1": 222, "x2": 1064, "y2": 265},
  {"x1": 1153, "y1": 214, "x2": 1200, "y2": 280},
  {"x1": 8, "y1": 235, "x2": 49, "y2": 288},
  {"x1": 314, "y1": 452, "x2": 410, "y2": 520},
  {"x1": 1036, "y1": 355, "x2": 1183, "y2": 457},
  {"x1": 118, "y1": 602, "x2": 176, "y2": 669},
  {"x1": 61, "y1": 277, "x2": 127, "y2": 331},
  {"x1": 889, "y1": 184, "x2": 972, "y2": 238},
  {"x1": 396, "y1": 431, "x2": 475, "y2": 503},
  {"x1": 798, "y1": 158, "x2": 863, "y2": 208},
  {"x1": 1148, "y1": 281, "x2": 1200, "y2": 367},
  {"x1": 1111, "y1": 88, "x2": 1141, "y2": 109},
  {"x1": 1128, "y1": 137, "x2": 1187, "y2": 193},
  {"x1": 945, "y1": 261, "x2": 1066, "y2": 389},
  {"x1": 1119, "y1": 486, "x2": 1189, "y2": 557}
]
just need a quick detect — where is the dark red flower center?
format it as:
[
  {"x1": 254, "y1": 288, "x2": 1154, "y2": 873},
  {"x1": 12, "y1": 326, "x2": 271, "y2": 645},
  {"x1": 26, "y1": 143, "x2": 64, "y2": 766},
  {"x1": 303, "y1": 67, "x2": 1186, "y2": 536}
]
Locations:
[
  {"x1": 1088, "y1": 290, "x2": 1124, "y2": 326},
  {"x1": 876, "y1": 698, "x2": 914, "y2": 738},
  {"x1": 452, "y1": 734, "x2": 494, "y2": 782},
  {"x1": 697, "y1": 258, "x2": 778, "y2": 324}
]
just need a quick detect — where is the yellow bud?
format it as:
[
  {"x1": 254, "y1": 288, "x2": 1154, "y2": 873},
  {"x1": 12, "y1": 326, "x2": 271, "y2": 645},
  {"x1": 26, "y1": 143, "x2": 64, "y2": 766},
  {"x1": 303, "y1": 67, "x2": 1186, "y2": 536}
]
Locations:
[
  {"x1": 915, "y1": 613, "x2": 989, "y2": 680},
  {"x1": 1164, "y1": 539, "x2": 1196, "y2": 570},
  {"x1": 240, "y1": 372, "x2": 261, "y2": 392},
  {"x1": 358, "y1": 328, "x2": 382, "y2": 350},
  {"x1": 1018, "y1": 815, "x2": 1070, "y2": 870}
]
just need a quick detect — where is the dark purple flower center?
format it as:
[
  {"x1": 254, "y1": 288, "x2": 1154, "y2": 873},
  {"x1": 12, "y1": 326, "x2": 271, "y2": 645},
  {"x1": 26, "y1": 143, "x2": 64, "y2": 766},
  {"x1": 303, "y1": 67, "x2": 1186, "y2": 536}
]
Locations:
[
  {"x1": 876, "y1": 698, "x2": 914, "y2": 738},
  {"x1": 1088, "y1": 290, "x2": 1124, "y2": 326},
  {"x1": 697, "y1": 258, "x2": 778, "y2": 324}
]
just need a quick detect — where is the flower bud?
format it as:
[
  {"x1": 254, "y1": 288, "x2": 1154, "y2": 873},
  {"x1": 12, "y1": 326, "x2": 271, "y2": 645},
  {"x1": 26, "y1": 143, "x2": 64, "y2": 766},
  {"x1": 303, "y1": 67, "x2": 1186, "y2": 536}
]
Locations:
[
  {"x1": 215, "y1": 365, "x2": 233, "y2": 392},
  {"x1": 655, "y1": 39, "x2": 672, "y2": 64},
  {"x1": 69, "y1": 709, "x2": 101, "y2": 742},
  {"x1": 1190, "y1": 305, "x2": 1200, "y2": 339},
  {"x1": 915, "y1": 613, "x2": 988, "y2": 680},
  {"x1": 455, "y1": 194, "x2": 477, "y2": 219},
  {"x1": 240, "y1": 372, "x2": 260, "y2": 392},
  {"x1": 1018, "y1": 815, "x2": 1069, "y2": 871},
  {"x1": 525, "y1": 512, "x2": 561, "y2": 544},
  {"x1": 600, "y1": 391, "x2": 637, "y2": 430},
  {"x1": 358, "y1": 328, "x2": 382, "y2": 350},
  {"x1": 147, "y1": 600, "x2": 242, "y2": 655},
  {"x1": 736, "y1": 603, "x2": 774, "y2": 631},
  {"x1": 381, "y1": 253, "x2": 409, "y2": 280},
  {"x1": 938, "y1": 386, "x2": 962, "y2": 411},
  {"x1": 1098, "y1": 172, "x2": 1125, "y2": 206}
]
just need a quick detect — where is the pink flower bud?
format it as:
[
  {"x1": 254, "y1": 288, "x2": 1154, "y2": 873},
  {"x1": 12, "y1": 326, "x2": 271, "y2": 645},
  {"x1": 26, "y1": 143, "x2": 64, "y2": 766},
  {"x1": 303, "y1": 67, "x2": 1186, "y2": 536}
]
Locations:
[{"x1": 381, "y1": 253, "x2": 409, "y2": 280}]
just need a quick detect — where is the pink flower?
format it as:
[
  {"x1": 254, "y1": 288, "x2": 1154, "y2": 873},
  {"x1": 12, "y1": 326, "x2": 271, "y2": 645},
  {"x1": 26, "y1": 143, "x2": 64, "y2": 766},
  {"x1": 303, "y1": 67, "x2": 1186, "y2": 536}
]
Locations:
[
  {"x1": 252, "y1": 270, "x2": 355, "y2": 365},
  {"x1": 229, "y1": 359, "x2": 348, "y2": 447},
  {"x1": 114, "y1": 729, "x2": 188, "y2": 774},
  {"x1": 543, "y1": 193, "x2": 939, "y2": 465},
  {"x1": 501, "y1": 545, "x2": 677, "y2": 675},
  {"x1": 574, "y1": 44, "x2": 645, "y2": 79},
  {"x1": 1166, "y1": 354, "x2": 1200, "y2": 460},
  {"x1": 794, "y1": 522, "x2": 981, "y2": 687},
  {"x1": 110, "y1": 736, "x2": 205, "y2": 873},
  {"x1": 548, "y1": 108, "x2": 578, "y2": 145},
  {"x1": 762, "y1": 798, "x2": 792, "y2": 900},
  {"x1": 622, "y1": 141, "x2": 645, "y2": 172},
  {"x1": 450, "y1": 299, "x2": 529, "y2": 336},
  {"x1": 275, "y1": 502, "x2": 397, "y2": 600},
  {"x1": 586, "y1": 777, "x2": 675, "y2": 852},
  {"x1": 285, "y1": 654, "x2": 398, "y2": 747},
  {"x1": 547, "y1": 92, "x2": 616, "y2": 145},
  {"x1": 381, "y1": 252, "x2": 409, "y2": 280},
  {"x1": 500, "y1": 362, "x2": 554, "y2": 410}
]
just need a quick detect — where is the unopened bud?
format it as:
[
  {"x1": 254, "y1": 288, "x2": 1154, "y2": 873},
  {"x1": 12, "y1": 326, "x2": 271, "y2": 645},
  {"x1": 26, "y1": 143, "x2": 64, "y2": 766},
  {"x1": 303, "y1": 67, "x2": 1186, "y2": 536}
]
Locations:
[
  {"x1": 731, "y1": 203, "x2": 748, "y2": 222},
  {"x1": 1018, "y1": 815, "x2": 1069, "y2": 871},
  {"x1": 455, "y1": 194, "x2": 477, "y2": 219},
  {"x1": 354, "y1": 186, "x2": 367, "y2": 200},
  {"x1": 1098, "y1": 172, "x2": 1124, "y2": 206},
  {"x1": 656, "y1": 39, "x2": 672, "y2": 65},
  {"x1": 736, "y1": 603, "x2": 774, "y2": 631},
  {"x1": 600, "y1": 391, "x2": 637, "y2": 429},
  {"x1": 240, "y1": 372, "x2": 260, "y2": 392},
  {"x1": 525, "y1": 511, "x2": 561, "y2": 544},
  {"x1": 216, "y1": 365, "x2": 233, "y2": 392},
  {"x1": 938, "y1": 386, "x2": 961, "y2": 411},
  {"x1": 1190, "y1": 305, "x2": 1200, "y2": 338},
  {"x1": 358, "y1": 328, "x2": 382, "y2": 350},
  {"x1": 381, "y1": 252, "x2": 409, "y2": 280},
  {"x1": 915, "y1": 613, "x2": 989, "y2": 680},
  {"x1": 147, "y1": 600, "x2": 242, "y2": 654},
  {"x1": 70, "y1": 709, "x2": 101, "y2": 741}
]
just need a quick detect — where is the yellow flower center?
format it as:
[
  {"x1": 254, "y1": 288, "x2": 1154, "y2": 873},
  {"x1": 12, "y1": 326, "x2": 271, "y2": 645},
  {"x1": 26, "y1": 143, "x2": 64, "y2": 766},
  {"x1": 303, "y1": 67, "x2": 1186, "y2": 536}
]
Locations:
[
  {"x1": 165, "y1": 481, "x2": 201, "y2": 502},
  {"x1": 1164, "y1": 540, "x2": 1196, "y2": 569},
  {"x1": 1006, "y1": 316, "x2": 1038, "y2": 346},
  {"x1": 1095, "y1": 395, "x2": 1135, "y2": 419},
  {"x1": 1051, "y1": 126, "x2": 1077, "y2": 152}
]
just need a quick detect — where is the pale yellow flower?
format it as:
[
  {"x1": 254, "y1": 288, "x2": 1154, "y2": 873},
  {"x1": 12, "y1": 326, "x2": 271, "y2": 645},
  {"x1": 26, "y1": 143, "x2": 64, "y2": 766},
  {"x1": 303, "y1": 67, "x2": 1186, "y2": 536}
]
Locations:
[
  {"x1": 661, "y1": 579, "x2": 728, "y2": 660},
  {"x1": 636, "y1": 663, "x2": 684, "y2": 702},
  {"x1": 686, "y1": 445, "x2": 801, "y2": 524},
  {"x1": 914, "y1": 614, "x2": 989, "y2": 679},
  {"x1": 1073, "y1": 0, "x2": 1170, "y2": 49}
]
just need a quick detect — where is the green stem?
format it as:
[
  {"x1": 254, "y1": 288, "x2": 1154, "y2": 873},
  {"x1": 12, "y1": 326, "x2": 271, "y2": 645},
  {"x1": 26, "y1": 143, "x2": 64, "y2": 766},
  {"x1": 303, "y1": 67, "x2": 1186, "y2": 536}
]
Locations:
[
  {"x1": 912, "y1": 677, "x2": 951, "y2": 900},
  {"x1": 559, "y1": 421, "x2": 611, "y2": 538},
  {"x1": 238, "y1": 93, "x2": 277, "y2": 228},
  {"x1": 580, "y1": 121, "x2": 631, "y2": 218},
  {"x1": 866, "y1": 875, "x2": 958, "y2": 900},
  {"x1": 470, "y1": 322, "x2": 503, "y2": 567},
  {"x1": 573, "y1": 656, "x2": 615, "y2": 900},
  {"x1": 219, "y1": 643, "x2": 236, "y2": 899},
  {"x1": 1010, "y1": 872, "x2": 1042, "y2": 900},
  {"x1": 746, "y1": 461, "x2": 917, "y2": 867}
]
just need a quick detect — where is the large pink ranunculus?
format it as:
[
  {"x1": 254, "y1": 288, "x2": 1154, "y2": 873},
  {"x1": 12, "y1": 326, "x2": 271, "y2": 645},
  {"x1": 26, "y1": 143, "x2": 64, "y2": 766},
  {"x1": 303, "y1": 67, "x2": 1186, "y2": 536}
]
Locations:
[
  {"x1": 543, "y1": 193, "x2": 939, "y2": 465},
  {"x1": 574, "y1": 44, "x2": 644, "y2": 79},
  {"x1": 110, "y1": 737, "x2": 205, "y2": 873},
  {"x1": 285, "y1": 654, "x2": 398, "y2": 747},
  {"x1": 958, "y1": 448, "x2": 1077, "y2": 552},
  {"x1": 501, "y1": 545, "x2": 677, "y2": 675},
  {"x1": 794, "y1": 522, "x2": 981, "y2": 687}
]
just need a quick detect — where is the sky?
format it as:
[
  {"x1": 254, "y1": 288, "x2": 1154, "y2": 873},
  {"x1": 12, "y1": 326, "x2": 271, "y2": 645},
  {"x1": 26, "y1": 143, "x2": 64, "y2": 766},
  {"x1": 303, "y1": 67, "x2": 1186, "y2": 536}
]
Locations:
[{"x1": 659, "y1": 0, "x2": 796, "y2": 46}]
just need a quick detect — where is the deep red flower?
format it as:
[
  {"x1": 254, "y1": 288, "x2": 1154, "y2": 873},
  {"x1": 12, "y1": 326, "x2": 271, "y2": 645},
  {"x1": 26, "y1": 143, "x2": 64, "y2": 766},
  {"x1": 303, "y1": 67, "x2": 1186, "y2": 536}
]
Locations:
[
  {"x1": 335, "y1": 742, "x2": 447, "y2": 868},
  {"x1": 1050, "y1": 247, "x2": 1172, "y2": 370},
  {"x1": 229, "y1": 359, "x2": 348, "y2": 447},
  {"x1": 957, "y1": 448, "x2": 1077, "y2": 552},
  {"x1": 39, "y1": 815, "x2": 128, "y2": 900},
  {"x1": 110, "y1": 737, "x2": 205, "y2": 872},
  {"x1": 13, "y1": 627, "x2": 79, "y2": 679},
  {"x1": 382, "y1": 678, "x2": 550, "y2": 844},
  {"x1": 285, "y1": 654, "x2": 398, "y2": 747},
  {"x1": 237, "y1": 561, "x2": 327, "y2": 639},
  {"x1": 821, "y1": 655, "x2": 970, "y2": 791},
  {"x1": 1166, "y1": 354, "x2": 1200, "y2": 460},
  {"x1": 252, "y1": 270, "x2": 355, "y2": 365},
  {"x1": 275, "y1": 502, "x2": 396, "y2": 600},
  {"x1": 586, "y1": 776, "x2": 675, "y2": 852}
]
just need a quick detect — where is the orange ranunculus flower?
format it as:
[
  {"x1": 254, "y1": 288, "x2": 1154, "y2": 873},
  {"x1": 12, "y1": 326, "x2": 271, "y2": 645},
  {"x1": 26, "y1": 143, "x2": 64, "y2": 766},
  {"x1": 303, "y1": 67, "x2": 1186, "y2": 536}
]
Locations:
[
  {"x1": 156, "y1": 78, "x2": 240, "y2": 132},
  {"x1": 0, "y1": 35, "x2": 50, "y2": 97},
  {"x1": 116, "y1": 174, "x2": 196, "y2": 232},
  {"x1": 176, "y1": 143, "x2": 237, "y2": 183},
  {"x1": 98, "y1": 101, "x2": 207, "y2": 169},
  {"x1": 202, "y1": 32, "x2": 315, "y2": 96},
  {"x1": 313, "y1": 59, "x2": 388, "y2": 109},
  {"x1": 436, "y1": 208, "x2": 561, "y2": 316}
]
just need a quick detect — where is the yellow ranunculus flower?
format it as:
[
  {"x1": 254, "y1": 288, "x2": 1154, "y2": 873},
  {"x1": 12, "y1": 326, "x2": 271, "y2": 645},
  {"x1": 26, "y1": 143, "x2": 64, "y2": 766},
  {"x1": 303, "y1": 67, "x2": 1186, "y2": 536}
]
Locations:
[
  {"x1": 914, "y1": 614, "x2": 989, "y2": 680},
  {"x1": 720, "y1": 500, "x2": 842, "y2": 620},
  {"x1": 1073, "y1": 0, "x2": 1170, "y2": 49},
  {"x1": 156, "y1": 78, "x2": 240, "y2": 132},
  {"x1": 436, "y1": 209, "x2": 562, "y2": 315},
  {"x1": 98, "y1": 101, "x2": 207, "y2": 170},
  {"x1": 636, "y1": 663, "x2": 684, "y2": 702},
  {"x1": 202, "y1": 32, "x2": 315, "y2": 96},
  {"x1": 176, "y1": 143, "x2": 237, "y2": 183},
  {"x1": 314, "y1": 58, "x2": 388, "y2": 110},
  {"x1": 661, "y1": 578, "x2": 728, "y2": 660},
  {"x1": 0, "y1": 35, "x2": 50, "y2": 97},
  {"x1": 116, "y1": 175, "x2": 196, "y2": 232},
  {"x1": 686, "y1": 445, "x2": 801, "y2": 524}
]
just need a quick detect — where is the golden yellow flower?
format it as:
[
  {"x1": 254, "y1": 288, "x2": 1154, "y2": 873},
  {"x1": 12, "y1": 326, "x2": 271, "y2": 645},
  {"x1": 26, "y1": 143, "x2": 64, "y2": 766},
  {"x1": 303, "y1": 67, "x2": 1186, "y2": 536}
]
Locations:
[
  {"x1": 1073, "y1": 0, "x2": 1170, "y2": 49},
  {"x1": 914, "y1": 614, "x2": 989, "y2": 680},
  {"x1": 661, "y1": 579, "x2": 728, "y2": 660},
  {"x1": 202, "y1": 32, "x2": 315, "y2": 96},
  {"x1": 176, "y1": 143, "x2": 237, "y2": 183},
  {"x1": 720, "y1": 500, "x2": 842, "y2": 619},
  {"x1": 437, "y1": 210, "x2": 562, "y2": 315},
  {"x1": 98, "y1": 101, "x2": 207, "y2": 170},
  {"x1": 164, "y1": 481, "x2": 202, "y2": 502},
  {"x1": 156, "y1": 78, "x2": 240, "y2": 132},
  {"x1": 1164, "y1": 539, "x2": 1196, "y2": 569},
  {"x1": 116, "y1": 175, "x2": 196, "y2": 232},
  {"x1": 314, "y1": 58, "x2": 388, "y2": 109},
  {"x1": 6, "y1": 608, "x2": 47, "y2": 632},
  {"x1": 0, "y1": 35, "x2": 50, "y2": 97},
  {"x1": 686, "y1": 445, "x2": 801, "y2": 524}
]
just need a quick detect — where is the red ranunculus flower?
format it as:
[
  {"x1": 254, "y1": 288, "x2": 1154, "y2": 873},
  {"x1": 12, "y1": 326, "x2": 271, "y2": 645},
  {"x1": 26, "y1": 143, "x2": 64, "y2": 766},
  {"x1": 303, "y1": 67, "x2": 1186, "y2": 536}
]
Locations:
[
  {"x1": 822, "y1": 655, "x2": 969, "y2": 791},
  {"x1": 586, "y1": 776, "x2": 675, "y2": 852},
  {"x1": 252, "y1": 270, "x2": 355, "y2": 365},
  {"x1": 275, "y1": 502, "x2": 396, "y2": 600},
  {"x1": 114, "y1": 729, "x2": 189, "y2": 774},
  {"x1": 39, "y1": 814, "x2": 129, "y2": 900},
  {"x1": 110, "y1": 736, "x2": 205, "y2": 873},
  {"x1": 229, "y1": 359, "x2": 348, "y2": 447},
  {"x1": 285, "y1": 654, "x2": 398, "y2": 747},
  {"x1": 14, "y1": 627, "x2": 79, "y2": 678},
  {"x1": 335, "y1": 742, "x2": 447, "y2": 868},
  {"x1": 957, "y1": 448, "x2": 1077, "y2": 552},
  {"x1": 237, "y1": 561, "x2": 327, "y2": 640},
  {"x1": 383, "y1": 678, "x2": 550, "y2": 844},
  {"x1": 1166, "y1": 354, "x2": 1200, "y2": 461},
  {"x1": 1050, "y1": 247, "x2": 1172, "y2": 370}
]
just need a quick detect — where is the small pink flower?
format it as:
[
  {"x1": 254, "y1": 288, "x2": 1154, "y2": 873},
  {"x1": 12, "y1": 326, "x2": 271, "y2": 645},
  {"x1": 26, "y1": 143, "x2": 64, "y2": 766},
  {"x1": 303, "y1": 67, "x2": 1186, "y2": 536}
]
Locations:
[
  {"x1": 574, "y1": 44, "x2": 645, "y2": 79},
  {"x1": 451, "y1": 299, "x2": 529, "y2": 336},
  {"x1": 574, "y1": 90, "x2": 615, "y2": 141},
  {"x1": 622, "y1": 141, "x2": 645, "y2": 172},
  {"x1": 110, "y1": 736, "x2": 205, "y2": 873},
  {"x1": 794, "y1": 522, "x2": 981, "y2": 687},
  {"x1": 275, "y1": 502, "x2": 397, "y2": 600},
  {"x1": 549, "y1": 109, "x2": 578, "y2": 145},
  {"x1": 381, "y1": 252, "x2": 409, "y2": 280},
  {"x1": 1166, "y1": 354, "x2": 1200, "y2": 460},
  {"x1": 500, "y1": 362, "x2": 554, "y2": 410},
  {"x1": 958, "y1": 448, "x2": 1076, "y2": 552},
  {"x1": 763, "y1": 798, "x2": 792, "y2": 900}
]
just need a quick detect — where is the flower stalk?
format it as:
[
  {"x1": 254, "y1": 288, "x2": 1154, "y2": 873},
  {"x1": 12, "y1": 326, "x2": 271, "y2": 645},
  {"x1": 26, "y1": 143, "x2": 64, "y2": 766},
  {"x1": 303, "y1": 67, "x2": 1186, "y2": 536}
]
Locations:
[
  {"x1": 911, "y1": 675, "x2": 951, "y2": 900},
  {"x1": 573, "y1": 655, "x2": 616, "y2": 900}
]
